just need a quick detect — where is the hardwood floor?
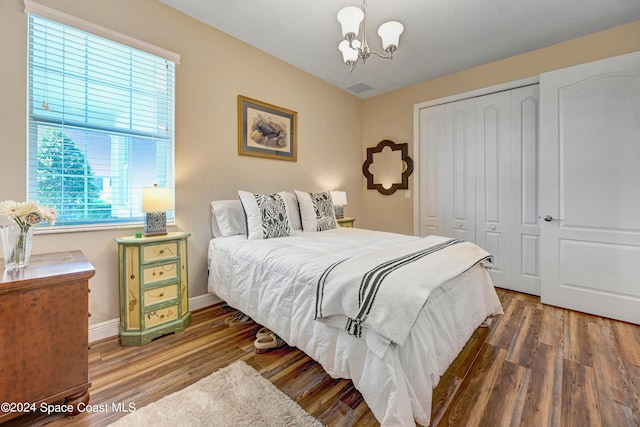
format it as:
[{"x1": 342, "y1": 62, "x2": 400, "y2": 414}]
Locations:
[{"x1": 7, "y1": 289, "x2": 640, "y2": 427}]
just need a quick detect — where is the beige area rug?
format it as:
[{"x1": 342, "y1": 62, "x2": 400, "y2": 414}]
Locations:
[{"x1": 108, "y1": 360, "x2": 323, "y2": 427}]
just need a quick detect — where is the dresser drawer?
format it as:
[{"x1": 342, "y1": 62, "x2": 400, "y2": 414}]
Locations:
[
  {"x1": 145, "y1": 305, "x2": 178, "y2": 328},
  {"x1": 143, "y1": 284, "x2": 179, "y2": 307},
  {"x1": 143, "y1": 262, "x2": 178, "y2": 285},
  {"x1": 142, "y1": 242, "x2": 179, "y2": 263}
]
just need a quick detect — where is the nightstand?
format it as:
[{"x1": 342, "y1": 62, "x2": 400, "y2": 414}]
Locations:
[
  {"x1": 114, "y1": 232, "x2": 191, "y2": 346},
  {"x1": 337, "y1": 217, "x2": 355, "y2": 228}
]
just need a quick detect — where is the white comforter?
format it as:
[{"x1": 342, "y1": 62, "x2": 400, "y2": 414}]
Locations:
[{"x1": 207, "y1": 228, "x2": 503, "y2": 426}]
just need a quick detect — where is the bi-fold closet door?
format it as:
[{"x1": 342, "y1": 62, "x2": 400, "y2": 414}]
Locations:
[{"x1": 417, "y1": 85, "x2": 540, "y2": 295}]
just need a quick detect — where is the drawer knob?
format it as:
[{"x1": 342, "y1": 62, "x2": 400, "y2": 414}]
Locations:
[{"x1": 88, "y1": 312, "x2": 92, "y2": 318}]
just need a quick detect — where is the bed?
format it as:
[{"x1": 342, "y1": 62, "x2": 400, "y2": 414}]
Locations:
[{"x1": 207, "y1": 192, "x2": 503, "y2": 426}]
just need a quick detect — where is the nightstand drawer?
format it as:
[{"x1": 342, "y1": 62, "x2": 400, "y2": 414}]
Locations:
[
  {"x1": 143, "y1": 262, "x2": 178, "y2": 284},
  {"x1": 143, "y1": 284, "x2": 178, "y2": 307},
  {"x1": 142, "y1": 242, "x2": 179, "y2": 263},
  {"x1": 145, "y1": 305, "x2": 178, "y2": 328}
]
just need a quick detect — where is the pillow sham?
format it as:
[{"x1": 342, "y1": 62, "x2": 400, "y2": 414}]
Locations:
[
  {"x1": 210, "y1": 203, "x2": 223, "y2": 237},
  {"x1": 283, "y1": 191, "x2": 302, "y2": 231},
  {"x1": 294, "y1": 190, "x2": 337, "y2": 232},
  {"x1": 210, "y1": 200, "x2": 247, "y2": 237},
  {"x1": 238, "y1": 191, "x2": 292, "y2": 240}
]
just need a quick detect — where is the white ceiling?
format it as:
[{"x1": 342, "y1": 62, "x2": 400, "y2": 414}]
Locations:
[{"x1": 158, "y1": 0, "x2": 640, "y2": 98}]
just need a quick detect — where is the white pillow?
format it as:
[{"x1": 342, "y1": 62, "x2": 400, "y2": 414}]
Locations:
[
  {"x1": 210, "y1": 204, "x2": 223, "y2": 237},
  {"x1": 294, "y1": 190, "x2": 337, "y2": 232},
  {"x1": 210, "y1": 200, "x2": 247, "y2": 237},
  {"x1": 238, "y1": 191, "x2": 292, "y2": 240},
  {"x1": 283, "y1": 191, "x2": 302, "y2": 231}
]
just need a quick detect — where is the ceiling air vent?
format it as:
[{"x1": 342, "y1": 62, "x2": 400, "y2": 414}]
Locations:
[{"x1": 346, "y1": 82, "x2": 373, "y2": 94}]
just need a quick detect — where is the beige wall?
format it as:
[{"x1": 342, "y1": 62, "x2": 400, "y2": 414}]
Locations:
[
  {"x1": 0, "y1": 0, "x2": 364, "y2": 324},
  {"x1": 2, "y1": 0, "x2": 639, "y2": 327},
  {"x1": 361, "y1": 20, "x2": 640, "y2": 235}
]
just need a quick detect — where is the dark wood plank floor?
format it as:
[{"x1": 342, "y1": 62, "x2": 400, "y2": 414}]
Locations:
[{"x1": 7, "y1": 289, "x2": 640, "y2": 427}]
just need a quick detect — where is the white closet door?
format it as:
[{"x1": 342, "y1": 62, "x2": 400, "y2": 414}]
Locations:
[
  {"x1": 444, "y1": 98, "x2": 476, "y2": 242},
  {"x1": 418, "y1": 105, "x2": 446, "y2": 236},
  {"x1": 475, "y1": 91, "x2": 512, "y2": 287},
  {"x1": 540, "y1": 51, "x2": 640, "y2": 324},
  {"x1": 510, "y1": 85, "x2": 541, "y2": 295}
]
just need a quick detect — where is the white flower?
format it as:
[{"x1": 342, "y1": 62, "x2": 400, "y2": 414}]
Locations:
[
  {"x1": 25, "y1": 211, "x2": 43, "y2": 225},
  {"x1": 39, "y1": 206, "x2": 57, "y2": 225},
  {"x1": 0, "y1": 200, "x2": 57, "y2": 227},
  {"x1": 0, "y1": 200, "x2": 21, "y2": 219}
]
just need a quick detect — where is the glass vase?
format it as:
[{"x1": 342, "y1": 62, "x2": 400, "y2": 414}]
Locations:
[{"x1": 0, "y1": 224, "x2": 34, "y2": 269}]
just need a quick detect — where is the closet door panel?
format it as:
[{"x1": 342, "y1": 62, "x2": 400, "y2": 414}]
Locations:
[
  {"x1": 445, "y1": 98, "x2": 476, "y2": 242},
  {"x1": 418, "y1": 105, "x2": 446, "y2": 237},
  {"x1": 475, "y1": 91, "x2": 512, "y2": 287},
  {"x1": 511, "y1": 85, "x2": 541, "y2": 295}
]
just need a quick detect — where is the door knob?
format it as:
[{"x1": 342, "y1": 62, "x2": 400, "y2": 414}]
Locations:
[{"x1": 541, "y1": 215, "x2": 561, "y2": 222}]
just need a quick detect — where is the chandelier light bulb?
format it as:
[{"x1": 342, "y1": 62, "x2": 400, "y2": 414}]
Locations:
[
  {"x1": 378, "y1": 21, "x2": 404, "y2": 52},
  {"x1": 337, "y1": 6, "x2": 364, "y2": 39}
]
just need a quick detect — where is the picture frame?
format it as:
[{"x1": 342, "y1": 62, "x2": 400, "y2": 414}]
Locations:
[{"x1": 238, "y1": 95, "x2": 297, "y2": 161}]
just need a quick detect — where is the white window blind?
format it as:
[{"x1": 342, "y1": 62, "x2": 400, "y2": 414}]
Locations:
[{"x1": 27, "y1": 13, "x2": 176, "y2": 227}]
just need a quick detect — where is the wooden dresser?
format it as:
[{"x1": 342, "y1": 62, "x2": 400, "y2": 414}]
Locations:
[{"x1": 0, "y1": 251, "x2": 95, "y2": 422}]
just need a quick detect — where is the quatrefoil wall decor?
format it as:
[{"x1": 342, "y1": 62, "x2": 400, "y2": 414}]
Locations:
[{"x1": 362, "y1": 139, "x2": 414, "y2": 195}]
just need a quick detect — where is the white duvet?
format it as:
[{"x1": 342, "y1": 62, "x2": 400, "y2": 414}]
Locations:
[{"x1": 207, "y1": 228, "x2": 503, "y2": 426}]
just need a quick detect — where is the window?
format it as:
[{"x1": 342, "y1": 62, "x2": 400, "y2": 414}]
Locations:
[{"x1": 27, "y1": 13, "x2": 176, "y2": 228}]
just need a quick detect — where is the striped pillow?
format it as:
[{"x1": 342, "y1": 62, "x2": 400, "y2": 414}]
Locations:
[
  {"x1": 294, "y1": 190, "x2": 337, "y2": 232},
  {"x1": 238, "y1": 191, "x2": 292, "y2": 240}
]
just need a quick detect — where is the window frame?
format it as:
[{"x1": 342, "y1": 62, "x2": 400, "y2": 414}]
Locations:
[{"x1": 25, "y1": 2, "x2": 180, "y2": 232}]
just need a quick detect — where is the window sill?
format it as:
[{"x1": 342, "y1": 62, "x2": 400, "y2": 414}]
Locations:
[{"x1": 33, "y1": 221, "x2": 177, "y2": 235}]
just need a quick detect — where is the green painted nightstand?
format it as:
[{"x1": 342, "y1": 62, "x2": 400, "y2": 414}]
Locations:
[
  {"x1": 337, "y1": 217, "x2": 355, "y2": 228},
  {"x1": 114, "y1": 231, "x2": 191, "y2": 346}
]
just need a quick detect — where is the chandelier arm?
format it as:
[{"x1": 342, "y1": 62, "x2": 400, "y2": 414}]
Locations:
[{"x1": 368, "y1": 50, "x2": 393, "y2": 60}]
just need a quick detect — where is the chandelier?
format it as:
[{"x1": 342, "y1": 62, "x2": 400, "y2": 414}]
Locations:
[{"x1": 337, "y1": 0, "x2": 404, "y2": 72}]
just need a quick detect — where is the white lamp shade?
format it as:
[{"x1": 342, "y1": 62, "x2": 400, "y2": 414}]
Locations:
[
  {"x1": 337, "y1": 6, "x2": 364, "y2": 38},
  {"x1": 330, "y1": 191, "x2": 348, "y2": 206},
  {"x1": 378, "y1": 21, "x2": 404, "y2": 50},
  {"x1": 142, "y1": 185, "x2": 175, "y2": 212},
  {"x1": 338, "y1": 39, "x2": 361, "y2": 63}
]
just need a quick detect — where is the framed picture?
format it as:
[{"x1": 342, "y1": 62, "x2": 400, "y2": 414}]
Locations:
[{"x1": 238, "y1": 95, "x2": 297, "y2": 161}]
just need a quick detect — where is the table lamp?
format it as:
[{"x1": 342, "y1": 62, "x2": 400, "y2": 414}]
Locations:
[
  {"x1": 142, "y1": 184, "x2": 174, "y2": 236},
  {"x1": 330, "y1": 190, "x2": 348, "y2": 218}
]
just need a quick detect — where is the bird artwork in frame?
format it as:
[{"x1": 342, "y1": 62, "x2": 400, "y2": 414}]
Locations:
[{"x1": 238, "y1": 95, "x2": 297, "y2": 161}]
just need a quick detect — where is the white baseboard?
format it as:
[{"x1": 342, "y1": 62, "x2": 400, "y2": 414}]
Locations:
[{"x1": 89, "y1": 293, "x2": 221, "y2": 343}]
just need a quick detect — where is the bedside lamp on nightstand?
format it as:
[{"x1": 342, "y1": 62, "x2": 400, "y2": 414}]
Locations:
[
  {"x1": 330, "y1": 190, "x2": 348, "y2": 218},
  {"x1": 142, "y1": 184, "x2": 174, "y2": 236}
]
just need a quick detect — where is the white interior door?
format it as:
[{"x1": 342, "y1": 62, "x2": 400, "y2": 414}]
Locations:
[{"x1": 539, "y1": 51, "x2": 640, "y2": 324}]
